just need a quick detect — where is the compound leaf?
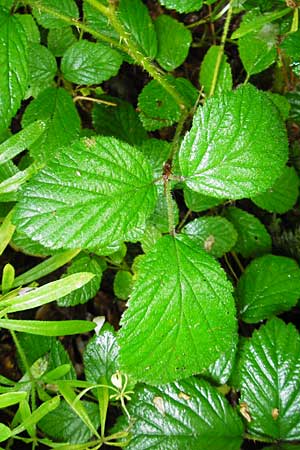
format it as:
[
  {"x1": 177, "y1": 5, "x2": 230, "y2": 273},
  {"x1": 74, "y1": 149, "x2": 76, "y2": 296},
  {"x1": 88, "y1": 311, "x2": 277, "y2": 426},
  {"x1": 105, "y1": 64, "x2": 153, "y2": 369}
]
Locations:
[
  {"x1": 118, "y1": 234, "x2": 237, "y2": 384},
  {"x1": 123, "y1": 377, "x2": 243, "y2": 450},
  {"x1": 158, "y1": 0, "x2": 203, "y2": 13},
  {"x1": 154, "y1": 15, "x2": 192, "y2": 71},
  {"x1": 239, "y1": 318, "x2": 300, "y2": 440},
  {"x1": 179, "y1": 84, "x2": 288, "y2": 199},
  {"x1": 182, "y1": 216, "x2": 238, "y2": 258},
  {"x1": 236, "y1": 254, "x2": 300, "y2": 323},
  {"x1": 225, "y1": 207, "x2": 271, "y2": 258},
  {"x1": 251, "y1": 165, "x2": 299, "y2": 214},
  {"x1": 22, "y1": 87, "x2": 81, "y2": 163},
  {"x1": 61, "y1": 40, "x2": 122, "y2": 85},
  {"x1": 0, "y1": 9, "x2": 28, "y2": 133},
  {"x1": 13, "y1": 136, "x2": 157, "y2": 251}
]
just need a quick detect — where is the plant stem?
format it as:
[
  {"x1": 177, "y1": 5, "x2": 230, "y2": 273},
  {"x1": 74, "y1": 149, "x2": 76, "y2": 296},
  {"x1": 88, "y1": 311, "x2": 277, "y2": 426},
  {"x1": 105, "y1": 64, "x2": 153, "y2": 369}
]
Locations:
[
  {"x1": 209, "y1": 0, "x2": 233, "y2": 97},
  {"x1": 165, "y1": 182, "x2": 176, "y2": 236},
  {"x1": 73, "y1": 96, "x2": 117, "y2": 106}
]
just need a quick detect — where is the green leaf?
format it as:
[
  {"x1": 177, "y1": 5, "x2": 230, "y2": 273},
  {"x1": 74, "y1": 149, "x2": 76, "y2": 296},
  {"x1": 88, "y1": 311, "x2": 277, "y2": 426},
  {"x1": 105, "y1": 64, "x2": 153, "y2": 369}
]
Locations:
[
  {"x1": 0, "y1": 121, "x2": 45, "y2": 166},
  {"x1": 231, "y1": 7, "x2": 291, "y2": 39},
  {"x1": 15, "y1": 14, "x2": 40, "y2": 44},
  {"x1": 238, "y1": 18, "x2": 278, "y2": 76},
  {"x1": 61, "y1": 40, "x2": 122, "y2": 85},
  {"x1": 158, "y1": 0, "x2": 203, "y2": 13},
  {"x1": 11, "y1": 230, "x2": 56, "y2": 257},
  {"x1": 0, "y1": 319, "x2": 95, "y2": 336},
  {"x1": 179, "y1": 84, "x2": 288, "y2": 199},
  {"x1": 236, "y1": 254, "x2": 300, "y2": 323},
  {"x1": 182, "y1": 216, "x2": 238, "y2": 258},
  {"x1": 0, "y1": 9, "x2": 28, "y2": 133},
  {"x1": 225, "y1": 207, "x2": 271, "y2": 258},
  {"x1": 147, "y1": 185, "x2": 179, "y2": 233},
  {"x1": 0, "y1": 210, "x2": 15, "y2": 256},
  {"x1": 286, "y1": 87, "x2": 300, "y2": 124},
  {"x1": 38, "y1": 400, "x2": 100, "y2": 444},
  {"x1": 251, "y1": 166, "x2": 299, "y2": 214},
  {"x1": 239, "y1": 318, "x2": 300, "y2": 440},
  {"x1": 183, "y1": 187, "x2": 223, "y2": 212},
  {"x1": 113, "y1": 271, "x2": 133, "y2": 300},
  {"x1": 0, "y1": 392, "x2": 27, "y2": 408},
  {"x1": 0, "y1": 273, "x2": 94, "y2": 315},
  {"x1": 83, "y1": 324, "x2": 119, "y2": 384},
  {"x1": 138, "y1": 138, "x2": 170, "y2": 177},
  {"x1": 266, "y1": 92, "x2": 291, "y2": 121},
  {"x1": 123, "y1": 378, "x2": 243, "y2": 450},
  {"x1": 13, "y1": 136, "x2": 157, "y2": 250},
  {"x1": 0, "y1": 424, "x2": 11, "y2": 443},
  {"x1": 199, "y1": 46, "x2": 232, "y2": 95},
  {"x1": 138, "y1": 76, "x2": 198, "y2": 131},
  {"x1": 118, "y1": 235, "x2": 237, "y2": 384},
  {"x1": 21, "y1": 87, "x2": 81, "y2": 163},
  {"x1": 281, "y1": 29, "x2": 300, "y2": 61},
  {"x1": 118, "y1": 0, "x2": 157, "y2": 59},
  {"x1": 16, "y1": 333, "x2": 53, "y2": 368},
  {"x1": 27, "y1": 43, "x2": 57, "y2": 98},
  {"x1": 32, "y1": 0, "x2": 79, "y2": 29},
  {"x1": 204, "y1": 343, "x2": 237, "y2": 385},
  {"x1": 92, "y1": 96, "x2": 148, "y2": 146},
  {"x1": 58, "y1": 254, "x2": 104, "y2": 307},
  {"x1": 47, "y1": 27, "x2": 77, "y2": 57},
  {"x1": 140, "y1": 224, "x2": 162, "y2": 253},
  {"x1": 47, "y1": 339, "x2": 76, "y2": 380},
  {"x1": 83, "y1": 0, "x2": 119, "y2": 43},
  {"x1": 154, "y1": 15, "x2": 192, "y2": 71}
]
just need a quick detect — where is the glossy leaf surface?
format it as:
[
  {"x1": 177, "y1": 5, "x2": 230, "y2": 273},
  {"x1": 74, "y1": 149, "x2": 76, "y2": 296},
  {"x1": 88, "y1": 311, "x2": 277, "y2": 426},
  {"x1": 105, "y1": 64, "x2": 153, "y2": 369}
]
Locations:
[
  {"x1": 236, "y1": 254, "x2": 300, "y2": 323},
  {"x1": 13, "y1": 136, "x2": 157, "y2": 250},
  {"x1": 239, "y1": 318, "x2": 300, "y2": 440},
  {"x1": 200, "y1": 45, "x2": 232, "y2": 95},
  {"x1": 118, "y1": 235, "x2": 237, "y2": 384},
  {"x1": 124, "y1": 377, "x2": 243, "y2": 450},
  {"x1": 158, "y1": 0, "x2": 203, "y2": 13},
  {"x1": 179, "y1": 85, "x2": 288, "y2": 199}
]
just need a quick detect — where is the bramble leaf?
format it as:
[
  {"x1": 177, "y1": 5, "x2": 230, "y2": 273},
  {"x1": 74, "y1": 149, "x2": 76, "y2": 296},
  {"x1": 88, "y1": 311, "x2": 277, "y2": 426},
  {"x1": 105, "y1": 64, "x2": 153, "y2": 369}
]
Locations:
[
  {"x1": 236, "y1": 254, "x2": 300, "y2": 323},
  {"x1": 122, "y1": 378, "x2": 243, "y2": 450},
  {"x1": 61, "y1": 40, "x2": 122, "y2": 85},
  {"x1": 154, "y1": 15, "x2": 192, "y2": 71},
  {"x1": 239, "y1": 318, "x2": 300, "y2": 440},
  {"x1": 179, "y1": 85, "x2": 288, "y2": 199},
  {"x1": 22, "y1": 87, "x2": 81, "y2": 163},
  {"x1": 225, "y1": 207, "x2": 271, "y2": 258},
  {"x1": 0, "y1": 9, "x2": 28, "y2": 133},
  {"x1": 200, "y1": 45, "x2": 232, "y2": 95},
  {"x1": 13, "y1": 136, "x2": 157, "y2": 250},
  {"x1": 118, "y1": 235, "x2": 237, "y2": 384},
  {"x1": 182, "y1": 216, "x2": 238, "y2": 258},
  {"x1": 183, "y1": 187, "x2": 223, "y2": 212},
  {"x1": 27, "y1": 43, "x2": 57, "y2": 98},
  {"x1": 47, "y1": 26, "x2": 77, "y2": 57},
  {"x1": 158, "y1": 0, "x2": 203, "y2": 13},
  {"x1": 32, "y1": 0, "x2": 79, "y2": 29},
  {"x1": 251, "y1": 166, "x2": 299, "y2": 214}
]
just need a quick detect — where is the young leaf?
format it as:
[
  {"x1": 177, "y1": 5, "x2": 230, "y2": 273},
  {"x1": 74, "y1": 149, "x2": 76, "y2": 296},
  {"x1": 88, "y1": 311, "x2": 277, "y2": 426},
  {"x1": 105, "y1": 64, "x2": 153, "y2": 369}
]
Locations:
[
  {"x1": 138, "y1": 76, "x2": 198, "y2": 131},
  {"x1": 21, "y1": 87, "x2": 81, "y2": 163},
  {"x1": 27, "y1": 43, "x2": 57, "y2": 98},
  {"x1": 0, "y1": 392, "x2": 27, "y2": 408},
  {"x1": 92, "y1": 96, "x2": 148, "y2": 146},
  {"x1": 0, "y1": 424, "x2": 11, "y2": 443},
  {"x1": 113, "y1": 270, "x2": 133, "y2": 300},
  {"x1": 38, "y1": 400, "x2": 100, "y2": 444},
  {"x1": 61, "y1": 40, "x2": 122, "y2": 85},
  {"x1": 239, "y1": 318, "x2": 300, "y2": 440},
  {"x1": 199, "y1": 46, "x2": 232, "y2": 95},
  {"x1": 236, "y1": 254, "x2": 300, "y2": 323},
  {"x1": 251, "y1": 166, "x2": 299, "y2": 214},
  {"x1": 238, "y1": 20, "x2": 278, "y2": 76},
  {"x1": 13, "y1": 136, "x2": 157, "y2": 250},
  {"x1": 0, "y1": 210, "x2": 15, "y2": 256},
  {"x1": 225, "y1": 207, "x2": 271, "y2": 258},
  {"x1": 0, "y1": 319, "x2": 95, "y2": 336},
  {"x1": 158, "y1": 0, "x2": 203, "y2": 13},
  {"x1": 118, "y1": 235, "x2": 237, "y2": 384},
  {"x1": 118, "y1": 0, "x2": 157, "y2": 59},
  {"x1": 182, "y1": 216, "x2": 238, "y2": 258},
  {"x1": 183, "y1": 187, "x2": 223, "y2": 212},
  {"x1": 83, "y1": 324, "x2": 119, "y2": 384},
  {"x1": 47, "y1": 339, "x2": 76, "y2": 380},
  {"x1": 47, "y1": 27, "x2": 77, "y2": 57},
  {"x1": 154, "y1": 15, "x2": 192, "y2": 71},
  {"x1": 179, "y1": 84, "x2": 288, "y2": 199},
  {"x1": 122, "y1": 377, "x2": 243, "y2": 449},
  {"x1": 0, "y1": 9, "x2": 28, "y2": 133},
  {"x1": 32, "y1": 0, "x2": 79, "y2": 29},
  {"x1": 58, "y1": 254, "x2": 104, "y2": 307}
]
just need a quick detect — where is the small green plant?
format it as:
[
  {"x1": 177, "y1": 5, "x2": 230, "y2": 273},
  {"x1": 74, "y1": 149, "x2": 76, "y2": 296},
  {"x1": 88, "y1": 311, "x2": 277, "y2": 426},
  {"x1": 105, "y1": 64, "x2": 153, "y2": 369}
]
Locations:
[{"x1": 1, "y1": 0, "x2": 300, "y2": 448}]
